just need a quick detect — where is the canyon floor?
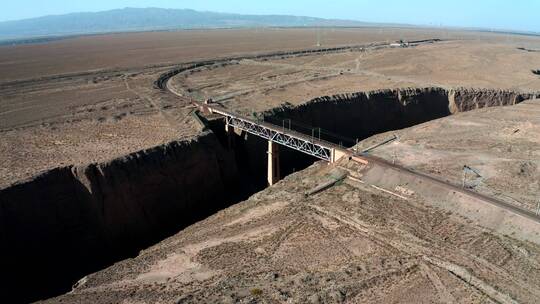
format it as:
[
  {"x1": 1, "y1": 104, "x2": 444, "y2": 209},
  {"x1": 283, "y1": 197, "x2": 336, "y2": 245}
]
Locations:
[{"x1": 1, "y1": 28, "x2": 540, "y2": 303}]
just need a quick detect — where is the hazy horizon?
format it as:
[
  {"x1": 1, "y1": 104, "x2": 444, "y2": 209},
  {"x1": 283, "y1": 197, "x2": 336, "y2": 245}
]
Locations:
[{"x1": 1, "y1": 1, "x2": 539, "y2": 33}]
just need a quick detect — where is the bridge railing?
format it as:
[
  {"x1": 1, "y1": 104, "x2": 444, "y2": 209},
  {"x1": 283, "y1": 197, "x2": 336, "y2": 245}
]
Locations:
[
  {"x1": 200, "y1": 102, "x2": 356, "y2": 162},
  {"x1": 225, "y1": 115, "x2": 332, "y2": 161},
  {"x1": 263, "y1": 115, "x2": 357, "y2": 147}
]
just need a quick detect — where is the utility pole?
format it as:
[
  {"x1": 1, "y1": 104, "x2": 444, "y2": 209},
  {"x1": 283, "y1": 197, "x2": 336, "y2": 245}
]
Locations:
[
  {"x1": 282, "y1": 119, "x2": 290, "y2": 131},
  {"x1": 462, "y1": 165, "x2": 482, "y2": 189},
  {"x1": 462, "y1": 168, "x2": 467, "y2": 189}
]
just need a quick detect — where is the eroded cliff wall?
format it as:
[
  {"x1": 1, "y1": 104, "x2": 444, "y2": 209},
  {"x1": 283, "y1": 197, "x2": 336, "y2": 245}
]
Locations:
[
  {"x1": 0, "y1": 131, "x2": 241, "y2": 302},
  {"x1": 448, "y1": 88, "x2": 538, "y2": 113},
  {"x1": 265, "y1": 87, "x2": 539, "y2": 145}
]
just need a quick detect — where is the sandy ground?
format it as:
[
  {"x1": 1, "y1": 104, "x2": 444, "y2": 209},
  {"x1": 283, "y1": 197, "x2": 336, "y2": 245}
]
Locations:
[
  {"x1": 171, "y1": 40, "x2": 540, "y2": 115},
  {"x1": 1, "y1": 29, "x2": 539, "y2": 187},
  {"x1": 44, "y1": 161, "x2": 540, "y2": 303},
  {"x1": 357, "y1": 99, "x2": 540, "y2": 212},
  {"x1": 4, "y1": 28, "x2": 537, "y2": 82},
  {"x1": 0, "y1": 68, "x2": 200, "y2": 186},
  {"x1": 0, "y1": 114, "x2": 189, "y2": 187}
]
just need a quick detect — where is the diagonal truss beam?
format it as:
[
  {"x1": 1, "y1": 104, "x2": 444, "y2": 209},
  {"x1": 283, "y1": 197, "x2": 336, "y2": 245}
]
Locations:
[{"x1": 221, "y1": 113, "x2": 332, "y2": 161}]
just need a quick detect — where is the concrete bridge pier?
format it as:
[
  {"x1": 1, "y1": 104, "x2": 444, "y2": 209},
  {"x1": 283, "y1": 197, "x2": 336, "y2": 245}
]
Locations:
[
  {"x1": 225, "y1": 123, "x2": 235, "y2": 149},
  {"x1": 267, "y1": 141, "x2": 280, "y2": 186}
]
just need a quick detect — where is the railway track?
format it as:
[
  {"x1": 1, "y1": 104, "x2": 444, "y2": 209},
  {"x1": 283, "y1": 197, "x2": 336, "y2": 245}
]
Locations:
[
  {"x1": 154, "y1": 39, "x2": 443, "y2": 90},
  {"x1": 361, "y1": 154, "x2": 540, "y2": 223}
]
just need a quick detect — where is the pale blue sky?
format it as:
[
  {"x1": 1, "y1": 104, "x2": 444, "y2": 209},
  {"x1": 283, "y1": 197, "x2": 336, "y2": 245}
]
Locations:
[{"x1": 2, "y1": 0, "x2": 539, "y2": 32}]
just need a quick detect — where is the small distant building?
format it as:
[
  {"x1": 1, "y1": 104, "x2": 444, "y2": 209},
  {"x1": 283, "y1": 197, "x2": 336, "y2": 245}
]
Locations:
[{"x1": 390, "y1": 40, "x2": 409, "y2": 48}]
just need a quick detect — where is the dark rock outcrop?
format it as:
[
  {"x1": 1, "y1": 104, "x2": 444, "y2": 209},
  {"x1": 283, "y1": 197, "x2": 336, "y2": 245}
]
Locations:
[{"x1": 448, "y1": 88, "x2": 537, "y2": 112}]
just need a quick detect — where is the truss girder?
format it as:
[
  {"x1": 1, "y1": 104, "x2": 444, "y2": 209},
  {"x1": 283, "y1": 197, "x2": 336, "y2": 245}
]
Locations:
[{"x1": 224, "y1": 115, "x2": 331, "y2": 161}]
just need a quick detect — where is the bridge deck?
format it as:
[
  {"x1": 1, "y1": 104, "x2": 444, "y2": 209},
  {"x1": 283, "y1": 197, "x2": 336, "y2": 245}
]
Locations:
[{"x1": 197, "y1": 102, "x2": 357, "y2": 163}]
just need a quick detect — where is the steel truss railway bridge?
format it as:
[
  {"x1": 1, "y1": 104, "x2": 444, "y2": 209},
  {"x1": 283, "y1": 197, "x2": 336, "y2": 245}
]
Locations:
[
  {"x1": 193, "y1": 100, "x2": 540, "y2": 227},
  {"x1": 195, "y1": 100, "x2": 367, "y2": 185}
]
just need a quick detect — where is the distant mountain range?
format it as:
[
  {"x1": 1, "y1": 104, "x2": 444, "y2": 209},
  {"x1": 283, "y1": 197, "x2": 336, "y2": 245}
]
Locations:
[{"x1": 0, "y1": 7, "x2": 386, "y2": 43}]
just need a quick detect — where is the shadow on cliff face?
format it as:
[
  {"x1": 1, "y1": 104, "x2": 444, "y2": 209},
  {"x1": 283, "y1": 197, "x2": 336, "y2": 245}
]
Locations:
[
  {"x1": 208, "y1": 118, "x2": 319, "y2": 192},
  {"x1": 0, "y1": 124, "x2": 317, "y2": 303},
  {"x1": 264, "y1": 87, "x2": 538, "y2": 145},
  {"x1": 0, "y1": 168, "x2": 109, "y2": 302},
  {"x1": 0, "y1": 87, "x2": 538, "y2": 303},
  {"x1": 0, "y1": 133, "x2": 249, "y2": 303}
]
